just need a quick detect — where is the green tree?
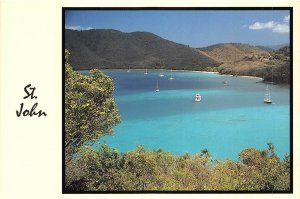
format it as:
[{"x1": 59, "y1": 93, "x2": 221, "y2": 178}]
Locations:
[
  {"x1": 65, "y1": 145, "x2": 125, "y2": 191},
  {"x1": 237, "y1": 144, "x2": 289, "y2": 191},
  {"x1": 65, "y1": 143, "x2": 289, "y2": 191},
  {"x1": 65, "y1": 49, "x2": 121, "y2": 162},
  {"x1": 208, "y1": 160, "x2": 243, "y2": 190}
]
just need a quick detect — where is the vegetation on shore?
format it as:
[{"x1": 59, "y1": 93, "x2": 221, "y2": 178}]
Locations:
[
  {"x1": 65, "y1": 49, "x2": 290, "y2": 192},
  {"x1": 65, "y1": 29, "x2": 290, "y2": 83},
  {"x1": 66, "y1": 29, "x2": 290, "y2": 83},
  {"x1": 66, "y1": 144, "x2": 290, "y2": 191},
  {"x1": 65, "y1": 49, "x2": 121, "y2": 162},
  {"x1": 65, "y1": 29, "x2": 220, "y2": 70},
  {"x1": 201, "y1": 44, "x2": 290, "y2": 84}
]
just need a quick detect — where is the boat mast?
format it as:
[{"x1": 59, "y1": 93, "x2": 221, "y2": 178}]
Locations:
[{"x1": 270, "y1": 67, "x2": 273, "y2": 99}]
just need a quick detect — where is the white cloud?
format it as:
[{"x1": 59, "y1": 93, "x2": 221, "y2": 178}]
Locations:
[
  {"x1": 284, "y1": 15, "x2": 290, "y2": 23},
  {"x1": 249, "y1": 21, "x2": 275, "y2": 30},
  {"x1": 65, "y1": 24, "x2": 93, "y2": 30},
  {"x1": 248, "y1": 15, "x2": 290, "y2": 34},
  {"x1": 272, "y1": 23, "x2": 289, "y2": 33}
]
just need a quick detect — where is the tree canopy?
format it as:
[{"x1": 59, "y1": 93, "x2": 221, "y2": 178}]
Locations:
[
  {"x1": 66, "y1": 144, "x2": 290, "y2": 191},
  {"x1": 65, "y1": 49, "x2": 121, "y2": 162}
]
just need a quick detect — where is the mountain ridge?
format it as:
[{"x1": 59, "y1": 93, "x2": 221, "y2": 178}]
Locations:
[
  {"x1": 65, "y1": 29, "x2": 290, "y2": 83},
  {"x1": 65, "y1": 29, "x2": 220, "y2": 70}
]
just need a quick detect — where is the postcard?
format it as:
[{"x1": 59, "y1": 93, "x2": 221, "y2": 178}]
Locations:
[{"x1": 0, "y1": 0, "x2": 299, "y2": 198}]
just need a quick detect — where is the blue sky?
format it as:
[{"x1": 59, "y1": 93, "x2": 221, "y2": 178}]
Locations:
[{"x1": 65, "y1": 10, "x2": 290, "y2": 48}]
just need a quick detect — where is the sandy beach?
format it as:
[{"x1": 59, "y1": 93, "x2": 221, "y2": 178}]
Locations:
[{"x1": 118, "y1": 68, "x2": 264, "y2": 80}]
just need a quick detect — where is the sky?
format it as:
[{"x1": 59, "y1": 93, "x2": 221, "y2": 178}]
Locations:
[{"x1": 65, "y1": 10, "x2": 290, "y2": 48}]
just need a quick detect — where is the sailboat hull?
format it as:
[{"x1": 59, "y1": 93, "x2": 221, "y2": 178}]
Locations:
[
  {"x1": 264, "y1": 100, "x2": 272, "y2": 104},
  {"x1": 194, "y1": 94, "x2": 201, "y2": 102}
]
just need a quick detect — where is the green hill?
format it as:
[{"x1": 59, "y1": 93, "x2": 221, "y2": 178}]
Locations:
[
  {"x1": 65, "y1": 29, "x2": 220, "y2": 70},
  {"x1": 198, "y1": 43, "x2": 271, "y2": 73},
  {"x1": 198, "y1": 43, "x2": 290, "y2": 83},
  {"x1": 65, "y1": 30, "x2": 290, "y2": 83},
  {"x1": 263, "y1": 46, "x2": 290, "y2": 83}
]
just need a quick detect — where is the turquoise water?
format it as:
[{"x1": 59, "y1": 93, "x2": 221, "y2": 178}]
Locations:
[{"x1": 81, "y1": 69, "x2": 290, "y2": 160}]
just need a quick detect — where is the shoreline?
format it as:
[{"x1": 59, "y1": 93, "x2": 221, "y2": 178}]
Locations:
[
  {"x1": 101, "y1": 68, "x2": 264, "y2": 80},
  {"x1": 78, "y1": 68, "x2": 264, "y2": 80}
]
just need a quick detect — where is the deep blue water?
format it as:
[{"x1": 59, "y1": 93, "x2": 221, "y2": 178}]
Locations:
[{"x1": 81, "y1": 69, "x2": 290, "y2": 160}]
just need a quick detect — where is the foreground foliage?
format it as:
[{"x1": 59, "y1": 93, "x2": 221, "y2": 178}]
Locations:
[
  {"x1": 65, "y1": 144, "x2": 290, "y2": 191},
  {"x1": 65, "y1": 49, "x2": 121, "y2": 161}
]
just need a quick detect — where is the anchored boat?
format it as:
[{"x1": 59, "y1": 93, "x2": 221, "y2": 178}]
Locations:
[
  {"x1": 264, "y1": 85, "x2": 272, "y2": 104},
  {"x1": 156, "y1": 80, "x2": 160, "y2": 92},
  {"x1": 195, "y1": 94, "x2": 201, "y2": 102}
]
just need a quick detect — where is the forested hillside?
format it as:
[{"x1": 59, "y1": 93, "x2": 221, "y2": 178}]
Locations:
[
  {"x1": 65, "y1": 29, "x2": 220, "y2": 70},
  {"x1": 65, "y1": 29, "x2": 290, "y2": 83},
  {"x1": 198, "y1": 43, "x2": 290, "y2": 83}
]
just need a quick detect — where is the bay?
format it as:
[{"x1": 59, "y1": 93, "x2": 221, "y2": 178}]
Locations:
[{"x1": 80, "y1": 69, "x2": 290, "y2": 160}]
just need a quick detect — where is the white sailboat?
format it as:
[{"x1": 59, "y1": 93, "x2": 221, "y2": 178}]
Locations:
[
  {"x1": 127, "y1": 66, "x2": 131, "y2": 72},
  {"x1": 144, "y1": 68, "x2": 148, "y2": 74},
  {"x1": 169, "y1": 69, "x2": 175, "y2": 80},
  {"x1": 155, "y1": 80, "x2": 160, "y2": 92},
  {"x1": 264, "y1": 67, "x2": 273, "y2": 104},
  {"x1": 159, "y1": 69, "x2": 164, "y2": 77},
  {"x1": 264, "y1": 85, "x2": 272, "y2": 104}
]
